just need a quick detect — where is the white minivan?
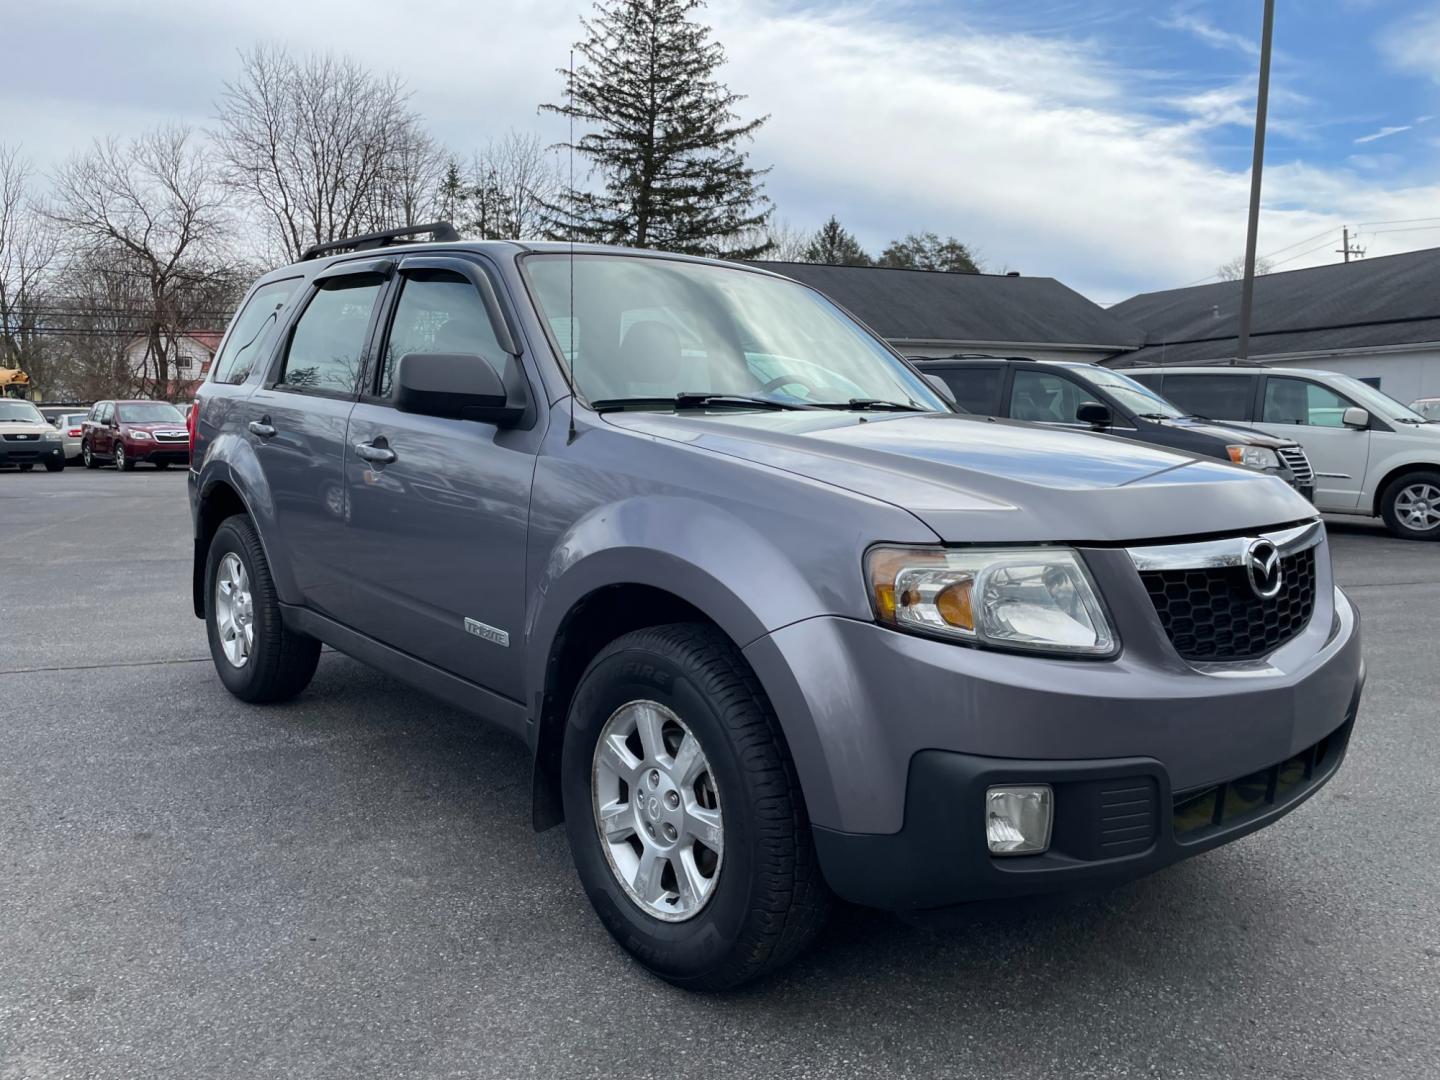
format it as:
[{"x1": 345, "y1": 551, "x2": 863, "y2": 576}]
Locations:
[{"x1": 1128, "y1": 365, "x2": 1440, "y2": 540}]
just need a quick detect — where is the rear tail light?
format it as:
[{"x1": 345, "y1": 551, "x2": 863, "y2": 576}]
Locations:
[
  {"x1": 68, "y1": 428, "x2": 82, "y2": 437},
  {"x1": 187, "y1": 397, "x2": 199, "y2": 460}
]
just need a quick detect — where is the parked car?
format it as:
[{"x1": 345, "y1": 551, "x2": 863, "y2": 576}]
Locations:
[
  {"x1": 0, "y1": 398, "x2": 66, "y2": 471},
  {"x1": 82, "y1": 400, "x2": 191, "y2": 470},
  {"x1": 50, "y1": 411, "x2": 89, "y2": 461},
  {"x1": 1127, "y1": 366, "x2": 1440, "y2": 540},
  {"x1": 911, "y1": 355, "x2": 1315, "y2": 500},
  {"x1": 190, "y1": 226, "x2": 1364, "y2": 989},
  {"x1": 1409, "y1": 397, "x2": 1440, "y2": 422}
]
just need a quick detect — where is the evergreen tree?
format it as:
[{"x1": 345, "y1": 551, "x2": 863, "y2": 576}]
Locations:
[
  {"x1": 542, "y1": 0, "x2": 771, "y2": 258},
  {"x1": 435, "y1": 158, "x2": 465, "y2": 230},
  {"x1": 802, "y1": 216, "x2": 871, "y2": 266},
  {"x1": 877, "y1": 231, "x2": 981, "y2": 273}
]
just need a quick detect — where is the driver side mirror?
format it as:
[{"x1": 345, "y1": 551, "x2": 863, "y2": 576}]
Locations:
[
  {"x1": 395, "y1": 352, "x2": 525, "y2": 427},
  {"x1": 1342, "y1": 406, "x2": 1370, "y2": 430},
  {"x1": 1077, "y1": 400, "x2": 1112, "y2": 428}
]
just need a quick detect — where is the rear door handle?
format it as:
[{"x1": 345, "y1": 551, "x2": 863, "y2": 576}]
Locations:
[
  {"x1": 353, "y1": 441, "x2": 397, "y2": 465},
  {"x1": 248, "y1": 420, "x2": 276, "y2": 439}
]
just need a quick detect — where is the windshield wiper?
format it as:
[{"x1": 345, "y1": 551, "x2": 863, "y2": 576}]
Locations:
[
  {"x1": 590, "y1": 393, "x2": 808, "y2": 413},
  {"x1": 1135, "y1": 412, "x2": 1180, "y2": 421},
  {"x1": 812, "y1": 398, "x2": 926, "y2": 412}
]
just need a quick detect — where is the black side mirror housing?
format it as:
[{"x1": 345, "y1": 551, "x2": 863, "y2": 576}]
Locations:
[
  {"x1": 394, "y1": 352, "x2": 525, "y2": 427},
  {"x1": 1077, "y1": 400, "x2": 1112, "y2": 427}
]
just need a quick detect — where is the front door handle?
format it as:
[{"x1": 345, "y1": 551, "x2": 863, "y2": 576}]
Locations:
[
  {"x1": 248, "y1": 420, "x2": 276, "y2": 439},
  {"x1": 353, "y1": 440, "x2": 397, "y2": 465}
]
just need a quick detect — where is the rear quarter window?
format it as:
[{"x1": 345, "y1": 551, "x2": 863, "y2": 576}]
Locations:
[{"x1": 211, "y1": 278, "x2": 302, "y2": 386}]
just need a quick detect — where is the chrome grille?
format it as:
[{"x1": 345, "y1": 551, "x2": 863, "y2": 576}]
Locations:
[
  {"x1": 154, "y1": 430, "x2": 188, "y2": 443},
  {"x1": 1276, "y1": 446, "x2": 1313, "y2": 486}
]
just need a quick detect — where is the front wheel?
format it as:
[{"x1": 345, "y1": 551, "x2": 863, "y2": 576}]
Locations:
[
  {"x1": 561, "y1": 623, "x2": 829, "y2": 990},
  {"x1": 154, "y1": 461, "x2": 169, "y2": 470},
  {"x1": 18, "y1": 463, "x2": 33, "y2": 472},
  {"x1": 44, "y1": 457, "x2": 63, "y2": 472},
  {"x1": 1380, "y1": 470, "x2": 1440, "y2": 540},
  {"x1": 205, "y1": 516, "x2": 321, "y2": 702},
  {"x1": 114, "y1": 443, "x2": 134, "y2": 471}
]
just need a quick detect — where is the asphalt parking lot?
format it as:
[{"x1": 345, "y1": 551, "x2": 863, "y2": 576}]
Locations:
[{"x1": 2, "y1": 468, "x2": 1437, "y2": 1080}]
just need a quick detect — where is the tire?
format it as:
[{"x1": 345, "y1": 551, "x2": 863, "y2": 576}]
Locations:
[
  {"x1": 82, "y1": 442, "x2": 99, "y2": 469},
  {"x1": 561, "y1": 623, "x2": 829, "y2": 990},
  {"x1": 1379, "y1": 469, "x2": 1440, "y2": 541},
  {"x1": 204, "y1": 515, "x2": 321, "y2": 703},
  {"x1": 154, "y1": 461, "x2": 169, "y2": 470},
  {"x1": 45, "y1": 457, "x2": 63, "y2": 472},
  {"x1": 18, "y1": 464, "x2": 33, "y2": 472},
  {"x1": 114, "y1": 443, "x2": 134, "y2": 471}
]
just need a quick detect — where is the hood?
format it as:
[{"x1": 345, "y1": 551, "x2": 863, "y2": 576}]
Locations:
[
  {"x1": 1144, "y1": 416, "x2": 1296, "y2": 448},
  {"x1": 604, "y1": 410, "x2": 1315, "y2": 543}
]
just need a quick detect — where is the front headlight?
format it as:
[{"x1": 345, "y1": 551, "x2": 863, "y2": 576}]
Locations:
[
  {"x1": 1227, "y1": 444, "x2": 1280, "y2": 470},
  {"x1": 128, "y1": 429, "x2": 153, "y2": 440},
  {"x1": 866, "y1": 545, "x2": 1117, "y2": 656},
  {"x1": 42, "y1": 430, "x2": 61, "y2": 441}
]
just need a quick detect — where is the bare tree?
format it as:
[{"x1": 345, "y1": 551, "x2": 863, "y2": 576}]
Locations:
[
  {"x1": 0, "y1": 145, "x2": 59, "y2": 390},
  {"x1": 49, "y1": 125, "x2": 231, "y2": 398},
  {"x1": 1216, "y1": 254, "x2": 1274, "y2": 281},
  {"x1": 216, "y1": 45, "x2": 438, "y2": 260},
  {"x1": 454, "y1": 130, "x2": 562, "y2": 239}
]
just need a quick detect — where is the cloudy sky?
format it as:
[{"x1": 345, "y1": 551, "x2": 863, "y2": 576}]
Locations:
[{"x1": 4, "y1": 0, "x2": 1439, "y2": 301}]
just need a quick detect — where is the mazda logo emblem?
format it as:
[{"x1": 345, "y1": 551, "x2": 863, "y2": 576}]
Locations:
[{"x1": 1245, "y1": 539, "x2": 1283, "y2": 599}]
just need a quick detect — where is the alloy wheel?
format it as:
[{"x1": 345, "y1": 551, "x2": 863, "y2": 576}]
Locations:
[
  {"x1": 1395, "y1": 482, "x2": 1440, "y2": 532},
  {"x1": 591, "y1": 700, "x2": 724, "y2": 922},
  {"x1": 114, "y1": 444, "x2": 125, "y2": 470},
  {"x1": 213, "y1": 552, "x2": 255, "y2": 668}
]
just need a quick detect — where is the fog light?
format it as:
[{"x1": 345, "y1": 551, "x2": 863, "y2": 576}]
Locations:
[{"x1": 986, "y1": 785, "x2": 1053, "y2": 855}]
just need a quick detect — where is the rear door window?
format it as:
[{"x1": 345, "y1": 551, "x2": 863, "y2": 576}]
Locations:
[
  {"x1": 211, "y1": 278, "x2": 301, "y2": 385},
  {"x1": 1262, "y1": 377, "x2": 1355, "y2": 428},
  {"x1": 276, "y1": 277, "x2": 384, "y2": 396},
  {"x1": 1160, "y1": 374, "x2": 1254, "y2": 420},
  {"x1": 928, "y1": 365, "x2": 1002, "y2": 413}
]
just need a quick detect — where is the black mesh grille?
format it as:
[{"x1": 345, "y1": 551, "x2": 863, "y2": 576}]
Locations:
[{"x1": 1140, "y1": 547, "x2": 1316, "y2": 661}]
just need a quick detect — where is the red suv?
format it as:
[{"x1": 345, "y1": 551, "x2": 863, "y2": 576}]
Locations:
[{"x1": 82, "y1": 400, "x2": 191, "y2": 471}]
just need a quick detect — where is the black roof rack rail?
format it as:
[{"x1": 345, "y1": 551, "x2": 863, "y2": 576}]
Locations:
[{"x1": 299, "y1": 222, "x2": 462, "y2": 262}]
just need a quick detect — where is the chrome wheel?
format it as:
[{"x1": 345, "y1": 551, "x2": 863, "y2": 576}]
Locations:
[
  {"x1": 213, "y1": 552, "x2": 255, "y2": 668},
  {"x1": 82, "y1": 444, "x2": 92, "y2": 467},
  {"x1": 1395, "y1": 483, "x2": 1440, "y2": 532},
  {"x1": 591, "y1": 700, "x2": 724, "y2": 922},
  {"x1": 114, "y1": 444, "x2": 125, "y2": 470}
]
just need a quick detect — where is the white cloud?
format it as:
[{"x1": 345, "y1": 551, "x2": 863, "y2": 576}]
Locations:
[
  {"x1": 8, "y1": 0, "x2": 1440, "y2": 300},
  {"x1": 1157, "y1": 9, "x2": 1259, "y2": 56},
  {"x1": 1354, "y1": 125, "x2": 1412, "y2": 144}
]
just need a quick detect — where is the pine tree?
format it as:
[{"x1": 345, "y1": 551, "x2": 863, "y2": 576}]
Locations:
[
  {"x1": 435, "y1": 159, "x2": 465, "y2": 231},
  {"x1": 803, "y1": 216, "x2": 871, "y2": 266},
  {"x1": 877, "y1": 231, "x2": 981, "y2": 273},
  {"x1": 542, "y1": 0, "x2": 772, "y2": 258}
]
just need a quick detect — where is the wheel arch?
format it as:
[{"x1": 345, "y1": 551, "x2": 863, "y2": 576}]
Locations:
[{"x1": 1371, "y1": 459, "x2": 1440, "y2": 516}]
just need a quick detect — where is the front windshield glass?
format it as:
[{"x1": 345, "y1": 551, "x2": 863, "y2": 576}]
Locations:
[
  {"x1": 523, "y1": 254, "x2": 947, "y2": 411},
  {"x1": 0, "y1": 401, "x2": 45, "y2": 424},
  {"x1": 116, "y1": 403, "x2": 184, "y2": 424},
  {"x1": 1074, "y1": 368, "x2": 1186, "y2": 418},
  {"x1": 1327, "y1": 375, "x2": 1428, "y2": 423}
]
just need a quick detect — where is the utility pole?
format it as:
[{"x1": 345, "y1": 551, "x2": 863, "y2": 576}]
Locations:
[
  {"x1": 1235, "y1": 0, "x2": 1275, "y2": 363},
  {"x1": 1336, "y1": 227, "x2": 1365, "y2": 263}
]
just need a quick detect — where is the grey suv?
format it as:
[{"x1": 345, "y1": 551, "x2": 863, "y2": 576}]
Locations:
[{"x1": 189, "y1": 225, "x2": 1365, "y2": 989}]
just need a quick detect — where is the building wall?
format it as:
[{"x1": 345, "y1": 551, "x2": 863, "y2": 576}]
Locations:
[{"x1": 1263, "y1": 345, "x2": 1440, "y2": 407}]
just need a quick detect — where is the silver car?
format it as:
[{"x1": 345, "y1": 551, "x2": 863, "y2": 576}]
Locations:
[
  {"x1": 188, "y1": 230, "x2": 1365, "y2": 989},
  {"x1": 50, "y1": 411, "x2": 89, "y2": 461}
]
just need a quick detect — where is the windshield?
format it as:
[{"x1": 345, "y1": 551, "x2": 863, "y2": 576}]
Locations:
[
  {"x1": 1074, "y1": 368, "x2": 1186, "y2": 419},
  {"x1": 523, "y1": 254, "x2": 946, "y2": 411},
  {"x1": 1326, "y1": 375, "x2": 1428, "y2": 423},
  {"x1": 116, "y1": 403, "x2": 184, "y2": 424},
  {"x1": 0, "y1": 401, "x2": 45, "y2": 424},
  {"x1": 1413, "y1": 400, "x2": 1440, "y2": 421}
]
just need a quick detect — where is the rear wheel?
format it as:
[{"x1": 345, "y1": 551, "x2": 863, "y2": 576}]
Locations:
[
  {"x1": 82, "y1": 442, "x2": 98, "y2": 469},
  {"x1": 561, "y1": 623, "x2": 828, "y2": 990},
  {"x1": 114, "y1": 443, "x2": 134, "y2": 472},
  {"x1": 155, "y1": 461, "x2": 170, "y2": 470},
  {"x1": 204, "y1": 516, "x2": 321, "y2": 703},
  {"x1": 1380, "y1": 470, "x2": 1440, "y2": 540},
  {"x1": 44, "y1": 457, "x2": 63, "y2": 472}
]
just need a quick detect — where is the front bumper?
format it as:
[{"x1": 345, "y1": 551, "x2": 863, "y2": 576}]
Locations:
[
  {"x1": 0, "y1": 438, "x2": 65, "y2": 466},
  {"x1": 813, "y1": 684, "x2": 1359, "y2": 909},
  {"x1": 124, "y1": 440, "x2": 190, "y2": 465}
]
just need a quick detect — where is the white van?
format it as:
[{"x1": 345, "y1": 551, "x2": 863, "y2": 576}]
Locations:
[{"x1": 1128, "y1": 365, "x2": 1440, "y2": 540}]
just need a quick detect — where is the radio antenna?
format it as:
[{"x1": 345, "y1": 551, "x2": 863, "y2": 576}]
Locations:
[{"x1": 566, "y1": 47, "x2": 578, "y2": 444}]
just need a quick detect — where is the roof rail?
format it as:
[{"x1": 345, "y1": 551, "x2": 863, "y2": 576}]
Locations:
[{"x1": 299, "y1": 222, "x2": 461, "y2": 262}]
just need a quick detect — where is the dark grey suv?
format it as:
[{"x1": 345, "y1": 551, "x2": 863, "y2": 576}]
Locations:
[{"x1": 189, "y1": 225, "x2": 1365, "y2": 989}]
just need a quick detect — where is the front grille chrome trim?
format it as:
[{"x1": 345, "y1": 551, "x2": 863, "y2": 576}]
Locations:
[{"x1": 1125, "y1": 519, "x2": 1323, "y2": 572}]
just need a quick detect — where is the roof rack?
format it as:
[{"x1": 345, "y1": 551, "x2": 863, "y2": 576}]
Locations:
[{"x1": 299, "y1": 222, "x2": 462, "y2": 262}]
